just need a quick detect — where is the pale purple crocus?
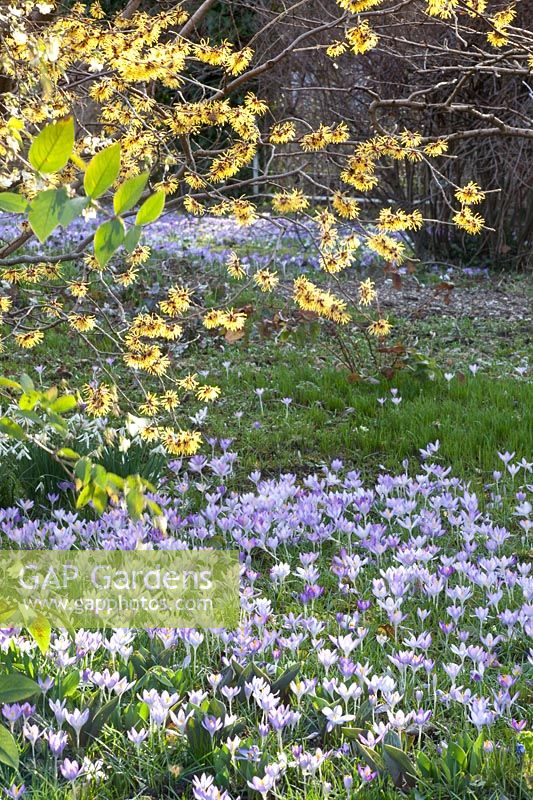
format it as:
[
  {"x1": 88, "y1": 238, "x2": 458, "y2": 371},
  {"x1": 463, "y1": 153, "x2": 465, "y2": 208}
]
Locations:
[
  {"x1": 45, "y1": 729, "x2": 68, "y2": 758},
  {"x1": 60, "y1": 759, "x2": 82, "y2": 780},
  {"x1": 127, "y1": 727, "x2": 149, "y2": 747},
  {"x1": 247, "y1": 774, "x2": 275, "y2": 796},
  {"x1": 281, "y1": 397, "x2": 292, "y2": 418},
  {"x1": 357, "y1": 764, "x2": 377, "y2": 782},
  {"x1": 322, "y1": 705, "x2": 355, "y2": 732},
  {"x1": 4, "y1": 785, "x2": 26, "y2": 799},
  {"x1": 65, "y1": 708, "x2": 89, "y2": 747},
  {"x1": 201, "y1": 715, "x2": 224, "y2": 737},
  {"x1": 255, "y1": 387, "x2": 265, "y2": 414}
]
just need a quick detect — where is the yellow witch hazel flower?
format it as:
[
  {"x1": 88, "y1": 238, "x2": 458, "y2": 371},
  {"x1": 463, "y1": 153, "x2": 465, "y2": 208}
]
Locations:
[
  {"x1": 203, "y1": 310, "x2": 225, "y2": 329},
  {"x1": 294, "y1": 277, "x2": 351, "y2": 324},
  {"x1": 128, "y1": 246, "x2": 151, "y2": 266},
  {"x1": 269, "y1": 121, "x2": 296, "y2": 144},
  {"x1": 487, "y1": 7, "x2": 516, "y2": 47},
  {"x1": 178, "y1": 373, "x2": 199, "y2": 392},
  {"x1": 346, "y1": 21, "x2": 379, "y2": 54},
  {"x1": 453, "y1": 207, "x2": 485, "y2": 234},
  {"x1": 229, "y1": 198, "x2": 257, "y2": 226},
  {"x1": 225, "y1": 47, "x2": 253, "y2": 76},
  {"x1": 226, "y1": 252, "x2": 246, "y2": 280},
  {"x1": 160, "y1": 428, "x2": 202, "y2": 456},
  {"x1": 366, "y1": 233, "x2": 406, "y2": 264},
  {"x1": 68, "y1": 281, "x2": 89, "y2": 299},
  {"x1": 83, "y1": 383, "x2": 117, "y2": 417},
  {"x1": 332, "y1": 191, "x2": 360, "y2": 220},
  {"x1": 378, "y1": 208, "x2": 423, "y2": 232},
  {"x1": 68, "y1": 314, "x2": 97, "y2": 332},
  {"x1": 196, "y1": 385, "x2": 221, "y2": 402},
  {"x1": 139, "y1": 393, "x2": 160, "y2": 417},
  {"x1": 220, "y1": 309, "x2": 248, "y2": 331},
  {"x1": 465, "y1": 0, "x2": 487, "y2": 14},
  {"x1": 184, "y1": 196, "x2": 205, "y2": 216},
  {"x1": 368, "y1": 318, "x2": 392, "y2": 337},
  {"x1": 424, "y1": 140, "x2": 448, "y2": 156},
  {"x1": 183, "y1": 173, "x2": 206, "y2": 190},
  {"x1": 358, "y1": 278, "x2": 377, "y2": 306},
  {"x1": 455, "y1": 182, "x2": 486, "y2": 205},
  {"x1": 159, "y1": 286, "x2": 193, "y2": 316},
  {"x1": 15, "y1": 330, "x2": 44, "y2": 349},
  {"x1": 336, "y1": 0, "x2": 383, "y2": 9},
  {"x1": 300, "y1": 125, "x2": 336, "y2": 152},
  {"x1": 426, "y1": 0, "x2": 459, "y2": 17},
  {"x1": 272, "y1": 189, "x2": 309, "y2": 214},
  {"x1": 160, "y1": 390, "x2": 180, "y2": 411},
  {"x1": 253, "y1": 269, "x2": 279, "y2": 292},
  {"x1": 327, "y1": 41, "x2": 347, "y2": 58}
]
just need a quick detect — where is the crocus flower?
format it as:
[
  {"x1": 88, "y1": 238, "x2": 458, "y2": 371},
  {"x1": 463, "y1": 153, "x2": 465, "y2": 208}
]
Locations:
[
  {"x1": 60, "y1": 759, "x2": 82, "y2": 780},
  {"x1": 322, "y1": 705, "x2": 355, "y2": 732}
]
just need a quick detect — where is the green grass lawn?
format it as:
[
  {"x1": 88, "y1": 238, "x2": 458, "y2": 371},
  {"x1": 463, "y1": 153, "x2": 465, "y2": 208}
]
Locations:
[
  {"x1": 204, "y1": 347, "x2": 532, "y2": 483},
  {"x1": 4, "y1": 338, "x2": 531, "y2": 506}
]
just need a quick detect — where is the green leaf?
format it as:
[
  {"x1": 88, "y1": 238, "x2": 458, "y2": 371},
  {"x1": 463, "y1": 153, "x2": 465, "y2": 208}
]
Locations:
[
  {"x1": 446, "y1": 742, "x2": 467, "y2": 774},
  {"x1": 57, "y1": 447, "x2": 81, "y2": 460},
  {"x1": 76, "y1": 484, "x2": 93, "y2": 509},
  {"x1": 0, "y1": 378, "x2": 22, "y2": 391},
  {"x1": 27, "y1": 615, "x2": 52, "y2": 654},
  {"x1": 271, "y1": 664, "x2": 299, "y2": 695},
  {"x1": 105, "y1": 472, "x2": 125, "y2": 490},
  {"x1": 357, "y1": 742, "x2": 384, "y2": 774},
  {"x1": 185, "y1": 712, "x2": 212, "y2": 759},
  {"x1": 18, "y1": 391, "x2": 40, "y2": 411},
  {"x1": 50, "y1": 394, "x2": 77, "y2": 413},
  {"x1": 341, "y1": 726, "x2": 365, "y2": 740},
  {"x1": 84, "y1": 142, "x2": 121, "y2": 198},
  {"x1": 43, "y1": 386, "x2": 58, "y2": 402},
  {"x1": 91, "y1": 486, "x2": 108, "y2": 514},
  {"x1": 61, "y1": 670, "x2": 80, "y2": 698},
  {"x1": 146, "y1": 498, "x2": 163, "y2": 517},
  {"x1": 57, "y1": 196, "x2": 91, "y2": 228},
  {"x1": 0, "y1": 673, "x2": 40, "y2": 703},
  {"x1": 208, "y1": 698, "x2": 226, "y2": 719},
  {"x1": 0, "y1": 192, "x2": 29, "y2": 213},
  {"x1": 92, "y1": 464, "x2": 109, "y2": 490},
  {"x1": 0, "y1": 417, "x2": 26, "y2": 441},
  {"x1": 74, "y1": 457, "x2": 92, "y2": 484},
  {"x1": 114, "y1": 172, "x2": 149, "y2": 215},
  {"x1": 135, "y1": 190, "x2": 165, "y2": 226},
  {"x1": 384, "y1": 729, "x2": 402, "y2": 749},
  {"x1": 28, "y1": 187, "x2": 69, "y2": 242},
  {"x1": 383, "y1": 744, "x2": 417, "y2": 775},
  {"x1": 383, "y1": 744, "x2": 417, "y2": 789},
  {"x1": 19, "y1": 373, "x2": 34, "y2": 393},
  {"x1": 123, "y1": 225, "x2": 142, "y2": 253},
  {"x1": 28, "y1": 117, "x2": 75, "y2": 174},
  {"x1": 81, "y1": 697, "x2": 119, "y2": 746},
  {"x1": 469, "y1": 731, "x2": 484, "y2": 773},
  {"x1": 126, "y1": 487, "x2": 144, "y2": 520},
  {"x1": 417, "y1": 751, "x2": 433, "y2": 778},
  {"x1": 46, "y1": 411, "x2": 68, "y2": 432},
  {"x1": 94, "y1": 217, "x2": 125, "y2": 267},
  {"x1": 0, "y1": 725, "x2": 19, "y2": 770}
]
